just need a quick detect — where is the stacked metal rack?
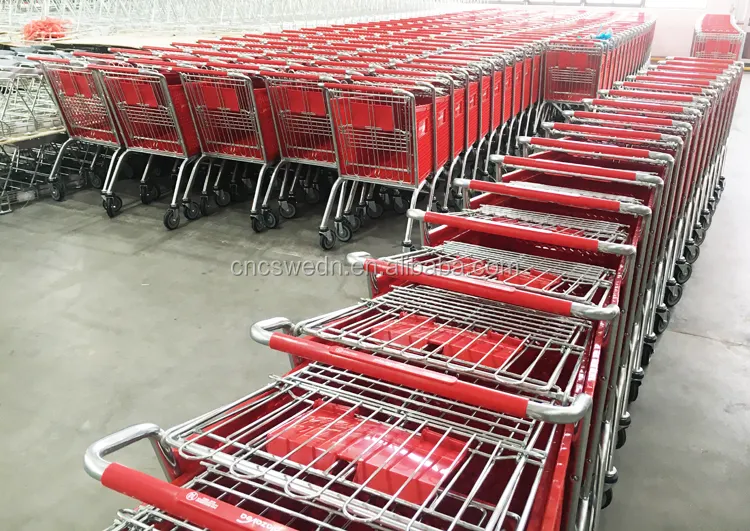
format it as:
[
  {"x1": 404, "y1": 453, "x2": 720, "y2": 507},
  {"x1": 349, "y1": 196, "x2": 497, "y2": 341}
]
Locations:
[{"x1": 30, "y1": 8, "x2": 654, "y2": 240}]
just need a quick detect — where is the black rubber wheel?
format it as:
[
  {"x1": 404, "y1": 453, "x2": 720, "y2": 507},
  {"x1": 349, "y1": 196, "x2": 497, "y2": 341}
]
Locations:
[
  {"x1": 641, "y1": 340, "x2": 655, "y2": 367},
  {"x1": 279, "y1": 201, "x2": 297, "y2": 220},
  {"x1": 350, "y1": 214, "x2": 362, "y2": 232},
  {"x1": 251, "y1": 216, "x2": 265, "y2": 233},
  {"x1": 602, "y1": 488, "x2": 613, "y2": 509},
  {"x1": 89, "y1": 172, "x2": 103, "y2": 189},
  {"x1": 262, "y1": 209, "x2": 278, "y2": 229},
  {"x1": 319, "y1": 230, "x2": 336, "y2": 251},
  {"x1": 683, "y1": 243, "x2": 700, "y2": 264},
  {"x1": 163, "y1": 208, "x2": 180, "y2": 230},
  {"x1": 700, "y1": 212, "x2": 712, "y2": 230},
  {"x1": 367, "y1": 200, "x2": 384, "y2": 219},
  {"x1": 628, "y1": 381, "x2": 640, "y2": 404},
  {"x1": 104, "y1": 195, "x2": 122, "y2": 218},
  {"x1": 50, "y1": 180, "x2": 65, "y2": 202},
  {"x1": 692, "y1": 226, "x2": 706, "y2": 246},
  {"x1": 336, "y1": 219, "x2": 353, "y2": 242},
  {"x1": 393, "y1": 194, "x2": 408, "y2": 215},
  {"x1": 664, "y1": 283, "x2": 683, "y2": 308},
  {"x1": 305, "y1": 187, "x2": 320, "y2": 205},
  {"x1": 674, "y1": 262, "x2": 693, "y2": 285},
  {"x1": 654, "y1": 308, "x2": 670, "y2": 336},
  {"x1": 199, "y1": 195, "x2": 210, "y2": 217},
  {"x1": 616, "y1": 428, "x2": 627, "y2": 449},
  {"x1": 707, "y1": 198, "x2": 717, "y2": 215},
  {"x1": 184, "y1": 201, "x2": 201, "y2": 221},
  {"x1": 215, "y1": 189, "x2": 231, "y2": 207}
]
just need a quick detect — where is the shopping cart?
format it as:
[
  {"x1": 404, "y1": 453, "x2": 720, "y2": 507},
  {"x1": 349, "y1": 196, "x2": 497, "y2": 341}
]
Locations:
[
  {"x1": 90, "y1": 64, "x2": 202, "y2": 227},
  {"x1": 320, "y1": 75, "x2": 452, "y2": 250},
  {"x1": 691, "y1": 14, "x2": 745, "y2": 61},
  {"x1": 178, "y1": 64, "x2": 282, "y2": 225},
  {"x1": 36, "y1": 57, "x2": 124, "y2": 206},
  {"x1": 87, "y1": 360, "x2": 591, "y2": 531}
]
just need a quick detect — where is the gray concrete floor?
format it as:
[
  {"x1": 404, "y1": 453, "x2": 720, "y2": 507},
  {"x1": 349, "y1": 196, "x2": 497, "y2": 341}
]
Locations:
[{"x1": 2, "y1": 83, "x2": 750, "y2": 531}]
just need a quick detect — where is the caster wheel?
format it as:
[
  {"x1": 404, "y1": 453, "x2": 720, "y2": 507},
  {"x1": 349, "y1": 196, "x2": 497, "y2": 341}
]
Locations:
[
  {"x1": 251, "y1": 216, "x2": 265, "y2": 233},
  {"x1": 674, "y1": 261, "x2": 693, "y2": 285},
  {"x1": 718, "y1": 176, "x2": 726, "y2": 190},
  {"x1": 163, "y1": 208, "x2": 180, "y2": 230},
  {"x1": 50, "y1": 180, "x2": 65, "y2": 201},
  {"x1": 367, "y1": 200, "x2": 384, "y2": 219},
  {"x1": 393, "y1": 194, "x2": 408, "y2": 215},
  {"x1": 605, "y1": 466, "x2": 619, "y2": 485},
  {"x1": 336, "y1": 219, "x2": 353, "y2": 242},
  {"x1": 305, "y1": 187, "x2": 320, "y2": 205},
  {"x1": 262, "y1": 209, "x2": 278, "y2": 229},
  {"x1": 707, "y1": 199, "x2": 717, "y2": 215},
  {"x1": 140, "y1": 183, "x2": 160, "y2": 205},
  {"x1": 664, "y1": 282, "x2": 683, "y2": 308},
  {"x1": 602, "y1": 488, "x2": 613, "y2": 509},
  {"x1": 349, "y1": 214, "x2": 362, "y2": 232},
  {"x1": 183, "y1": 201, "x2": 201, "y2": 221},
  {"x1": 279, "y1": 201, "x2": 297, "y2": 220},
  {"x1": 381, "y1": 191, "x2": 394, "y2": 210},
  {"x1": 628, "y1": 381, "x2": 640, "y2": 404},
  {"x1": 89, "y1": 172, "x2": 103, "y2": 189},
  {"x1": 215, "y1": 189, "x2": 231, "y2": 207},
  {"x1": 654, "y1": 307, "x2": 670, "y2": 336},
  {"x1": 700, "y1": 212, "x2": 712, "y2": 230},
  {"x1": 319, "y1": 230, "x2": 336, "y2": 251},
  {"x1": 104, "y1": 195, "x2": 122, "y2": 218},
  {"x1": 641, "y1": 338, "x2": 655, "y2": 367},
  {"x1": 683, "y1": 243, "x2": 700, "y2": 264},
  {"x1": 199, "y1": 195, "x2": 210, "y2": 217},
  {"x1": 692, "y1": 226, "x2": 706, "y2": 246},
  {"x1": 616, "y1": 428, "x2": 627, "y2": 449},
  {"x1": 230, "y1": 183, "x2": 243, "y2": 202},
  {"x1": 355, "y1": 205, "x2": 367, "y2": 222}
]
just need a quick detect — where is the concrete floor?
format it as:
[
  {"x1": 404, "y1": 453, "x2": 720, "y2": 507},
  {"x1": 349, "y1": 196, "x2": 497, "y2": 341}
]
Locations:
[{"x1": 2, "y1": 84, "x2": 750, "y2": 531}]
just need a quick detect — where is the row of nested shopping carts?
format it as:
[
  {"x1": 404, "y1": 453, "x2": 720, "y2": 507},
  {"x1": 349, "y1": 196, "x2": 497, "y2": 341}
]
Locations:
[
  {"x1": 81, "y1": 18, "x2": 743, "y2": 531},
  {"x1": 0, "y1": 46, "x2": 104, "y2": 214},
  {"x1": 691, "y1": 13, "x2": 746, "y2": 61},
  {"x1": 33, "y1": 8, "x2": 655, "y2": 248}
]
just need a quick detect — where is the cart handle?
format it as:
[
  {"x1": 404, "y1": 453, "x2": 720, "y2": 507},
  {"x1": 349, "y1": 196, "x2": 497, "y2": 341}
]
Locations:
[
  {"x1": 605, "y1": 89, "x2": 707, "y2": 105},
  {"x1": 251, "y1": 318, "x2": 593, "y2": 423},
  {"x1": 453, "y1": 177, "x2": 651, "y2": 218},
  {"x1": 490, "y1": 155, "x2": 664, "y2": 185},
  {"x1": 84, "y1": 424, "x2": 295, "y2": 531},
  {"x1": 564, "y1": 110, "x2": 676, "y2": 127},
  {"x1": 522, "y1": 135, "x2": 657, "y2": 159},
  {"x1": 540, "y1": 122, "x2": 668, "y2": 143},
  {"x1": 585, "y1": 98, "x2": 697, "y2": 115},
  {"x1": 347, "y1": 251, "x2": 619, "y2": 321},
  {"x1": 408, "y1": 208, "x2": 636, "y2": 257},
  {"x1": 618, "y1": 81, "x2": 707, "y2": 95},
  {"x1": 632, "y1": 75, "x2": 713, "y2": 87}
]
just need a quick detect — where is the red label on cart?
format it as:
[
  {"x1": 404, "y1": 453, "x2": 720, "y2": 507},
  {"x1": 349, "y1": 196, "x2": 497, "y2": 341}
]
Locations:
[{"x1": 179, "y1": 490, "x2": 291, "y2": 530}]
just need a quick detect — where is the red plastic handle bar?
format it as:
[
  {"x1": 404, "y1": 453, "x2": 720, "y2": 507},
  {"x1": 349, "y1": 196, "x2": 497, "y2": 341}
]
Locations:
[
  {"x1": 73, "y1": 51, "x2": 120, "y2": 60},
  {"x1": 174, "y1": 67, "x2": 227, "y2": 76},
  {"x1": 28, "y1": 56, "x2": 70, "y2": 64},
  {"x1": 324, "y1": 82, "x2": 407, "y2": 95},
  {"x1": 500, "y1": 155, "x2": 644, "y2": 181},
  {"x1": 546, "y1": 123, "x2": 664, "y2": 142},
  {"x1": 458, "y1": 178, "x2": 623, "y2": 213},
  {"x1": 349, "y1": 74, "x2": 424, "y2": 87},
  {"x1": 102, "y1": 464, "x2": 295, "y2": 531},
  {"x1": 620, "y1": 81, "x2": 705, "y2": 95},
  {"x1": 109, "y1": 47, "x2": 153, "y2": 55},
  {"x1": 528, "y1": 137, "x2": 654, "y2": 159},
  {"x1": 608, "y1": 89, "x2": 698, "y2": 103},
  {"x1": 570, "y1": 111, "x2": 674, "y2": 127},
  {"x1": 666, "y1": 56, "x2": 736, "y2": 66},
  {"x1": 635, "y1": 75, "x2": 712, "y2": 87},
  {"x1": 88, "y1": 64, "x2": 145, "y2": 74},
  {"x1": 261, "y1": 71, "x2": 328, "y2": 82},
  {"x1": 268, "y1": 333, "x2": 531, "y2": 418},
  {"x1": 421, "y1": 210, "x2": 601, "y2": 252},
  {"x1": 589, "y1": 98, "x2": 688, "y2": 114},
  {"x1": 362, "y1": 256, "x2": 575, "y2": 315}
]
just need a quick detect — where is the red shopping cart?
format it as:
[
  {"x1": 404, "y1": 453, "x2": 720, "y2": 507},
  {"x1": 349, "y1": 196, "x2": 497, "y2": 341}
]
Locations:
[
  {"x1": 90, "y1": 65, "x2": 201, "y2": 227},
  {"x1": 36, "y1": 57, "x2": 125, "y2": 205},
  {"x1": 178, "y1": 64, "x2": 282, "y2": 228},
  {"x1": 691, "y1": 14, "x2": 745, "y2": 61}
]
